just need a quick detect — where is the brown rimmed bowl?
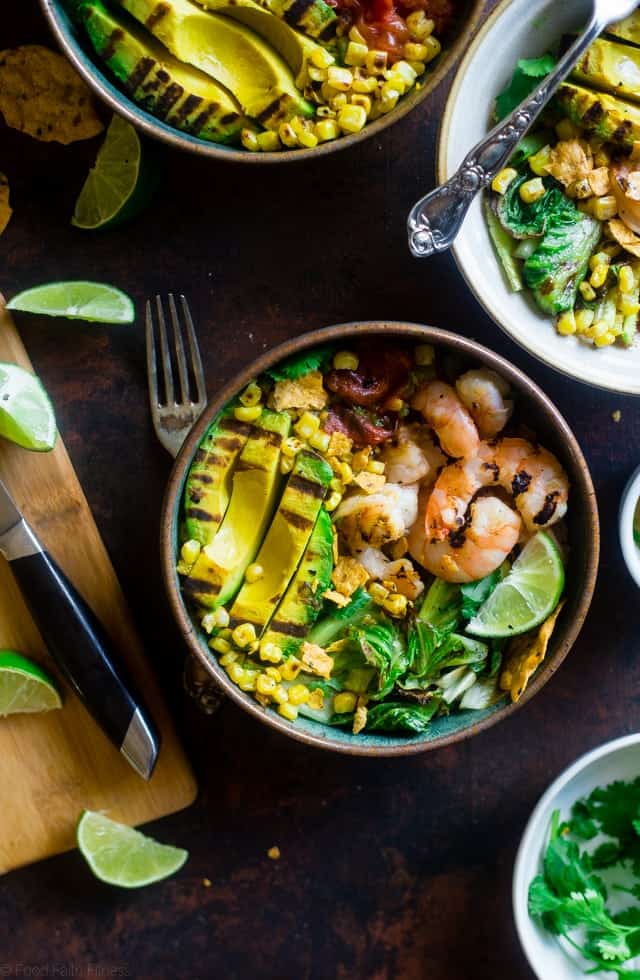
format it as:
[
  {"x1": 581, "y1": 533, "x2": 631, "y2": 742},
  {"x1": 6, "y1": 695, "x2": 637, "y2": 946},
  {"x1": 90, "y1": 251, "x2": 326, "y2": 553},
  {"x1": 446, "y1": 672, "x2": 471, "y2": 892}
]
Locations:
[
  {"x1": 161, "y1": 322, "x2": 599, "y2": 755},
  {"x1": 40, "y1": 0, "x2": 485, "y2": 163}
]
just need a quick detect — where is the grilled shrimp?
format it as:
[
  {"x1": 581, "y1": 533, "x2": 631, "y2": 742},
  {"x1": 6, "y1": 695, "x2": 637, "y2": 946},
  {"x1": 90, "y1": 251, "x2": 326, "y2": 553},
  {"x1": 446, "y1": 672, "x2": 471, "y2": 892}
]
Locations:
[
  {"x1": 411, "y1": 380, "x2": 479, "y2": 459},
  {"x1": 379, "y1": 423, "x2": 446, "y2": 485},
  {"x1": 455, "y1": 369, "x2": 513, "y2": 439},
  {"x1": 409, "y1": 496, "x2": 522, "y2": 583},
  {"x1": 425, "y1": 437, "x2": 569, "y2": 540},
  {"x1": 336, "y1": 483, "x2": 419, "y2": 552}
]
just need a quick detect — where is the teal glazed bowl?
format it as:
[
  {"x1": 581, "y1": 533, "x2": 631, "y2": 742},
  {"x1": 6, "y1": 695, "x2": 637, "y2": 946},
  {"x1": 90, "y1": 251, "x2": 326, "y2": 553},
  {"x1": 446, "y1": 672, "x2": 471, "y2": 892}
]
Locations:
[
  {"x1": 40, "y1": 0, "x2": 484, "y2": 164},
  {"x1": 160, "y1": 323, "x2": 599, "y2": 755}
]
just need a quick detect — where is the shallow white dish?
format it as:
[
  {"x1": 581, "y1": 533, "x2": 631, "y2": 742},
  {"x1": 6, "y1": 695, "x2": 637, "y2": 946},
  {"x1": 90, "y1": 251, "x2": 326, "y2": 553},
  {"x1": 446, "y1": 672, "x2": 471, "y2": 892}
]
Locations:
[
  {"x1": 619, "y1": 464, "x2": 640, "y2": 587},
  {"x1": 438, "y1": 0, "x2": 640, "y2": 394},
  {"x1": 513, "y1": 733, "x2": 640, "y2": 979}
]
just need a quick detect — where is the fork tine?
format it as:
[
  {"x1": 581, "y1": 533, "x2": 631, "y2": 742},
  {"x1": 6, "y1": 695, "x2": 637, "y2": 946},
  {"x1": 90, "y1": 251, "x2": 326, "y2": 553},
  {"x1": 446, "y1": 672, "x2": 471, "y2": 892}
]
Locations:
[
  {"x1": 168, "y1": 293, "x2": 190, "y2": 405},
  {"x1": 145, "y1": 299, "x2": 159, "y2": 409},
  {"x1": 180, "y1": 294, "x2": 206, "y2": 406},
  {"x1": 155, "y1": 295, "x2": 174, "y2": 405}
]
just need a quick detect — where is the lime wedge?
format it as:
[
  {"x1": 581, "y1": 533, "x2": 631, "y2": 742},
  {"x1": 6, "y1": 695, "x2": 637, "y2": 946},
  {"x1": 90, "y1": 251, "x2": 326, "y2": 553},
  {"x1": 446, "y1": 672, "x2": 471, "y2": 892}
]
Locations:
[
  {"x1": 77, "y1": 811, "x2": 189, "y2": 888},
  {"x1": 466, "y1": 532, "x2": 564, "y2": 638},
  {"x1": 0, "y1": 363, "x2": 57, "y2": 451},
  {"x1": 72, "y1": 114, "x2": 154, "y2": 230},
  {"x1": 0, "y1": 650, "x2": 62, "y2": 716},
  {"x1": 7, "y1": 282, "x2": 134, "y2": 324}
]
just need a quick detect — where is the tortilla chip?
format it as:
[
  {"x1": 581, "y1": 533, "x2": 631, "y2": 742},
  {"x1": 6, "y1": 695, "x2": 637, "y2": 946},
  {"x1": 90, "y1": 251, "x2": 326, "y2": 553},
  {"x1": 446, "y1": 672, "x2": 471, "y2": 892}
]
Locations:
[
  {"x1": 0, "y1": 46, "x2": 103, "y2": 144},
  {"x1": 607, "y1": 218, "x2": 640, "y2": 258},
  {"x1": 587, "y1": 167, "x2": 611, "y2": 198},
  {"x1": 544, "y1": 139, "x2": 592, "y2": 188},
  {"x1": 499, "y1": 600, "x2": 566, "y2": 703},
  {"x1": 332, "y1": 556, "x2": 369, "y2": 597},
  {"x1": 0, "y1": 173, "x2": 11, "y2": 236}
]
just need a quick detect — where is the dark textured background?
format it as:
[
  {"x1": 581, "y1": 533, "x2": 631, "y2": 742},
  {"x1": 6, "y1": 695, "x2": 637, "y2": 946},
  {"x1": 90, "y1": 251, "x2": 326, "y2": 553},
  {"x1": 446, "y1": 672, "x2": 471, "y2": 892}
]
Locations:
[{"x1": 2, "y1": 3, "x2": 640, "y2": 978}]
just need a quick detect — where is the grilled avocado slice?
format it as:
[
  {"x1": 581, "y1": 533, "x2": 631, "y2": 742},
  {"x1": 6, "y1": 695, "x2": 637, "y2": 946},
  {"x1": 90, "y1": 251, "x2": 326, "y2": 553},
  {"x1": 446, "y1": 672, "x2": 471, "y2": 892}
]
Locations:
[
  {"x1": 79, "y1": 0, "x2": 244, "y2": 142},
  {"x1": 260, "y1": 0, "x2": 336, "y2": 40},
  {"x1": 607, "y1": 12, "x2": 640, "y2": 48},
  {"x1": 555, "y1": 82, "x2": 640, "y2": 146},
  {"x1": 228, "y1": 450, "x2": 332, "y2": 635},
  {"x1": 117, "y1": 0, "x2": 313, "y2": 128},
  {"x1": 183, "y1": 410, "x2": 252, "y2": 546},
  {"x1": 260, "y1": 506, "x2": 334, "y2": 656},
  {"x1": 182, "y1": 409, "x2": 291, "y2": 609},
  {"x1": 572, "y1": 37, "x2": 640, "y2": 105}
]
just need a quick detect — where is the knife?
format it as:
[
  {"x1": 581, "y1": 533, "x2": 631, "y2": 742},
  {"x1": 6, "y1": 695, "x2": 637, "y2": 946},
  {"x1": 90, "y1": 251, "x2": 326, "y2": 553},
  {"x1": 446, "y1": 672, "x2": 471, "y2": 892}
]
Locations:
[{"x1": 0, "y1": 476, "x2": 159, "y2": 780}]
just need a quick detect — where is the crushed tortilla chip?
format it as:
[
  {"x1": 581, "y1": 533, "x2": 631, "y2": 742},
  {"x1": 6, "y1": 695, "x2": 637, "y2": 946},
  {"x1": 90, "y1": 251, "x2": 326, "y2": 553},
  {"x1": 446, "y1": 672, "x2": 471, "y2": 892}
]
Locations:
[
  {"x1": 544, "y1": 139, "x2": 593, "y2": 187},
  {"x1": 323, "y1": 588, "x2": 351, "y2": 608},
  {"x1": 0, "y1": 46, "x2": 104, "y2": 144},
  {"x1": 0, "y1": 173, "x2": 12, "y2": 236},
  {"x1": 307, "y1": 688, "x2": 325, "y2": 711},
  {"x1": 332, "y1": 525, "x2": 339, "y2": 564},
  {"x1": 353, "y1": 471, "x2": 386, "y2": 494},
  {"x1": 267, "y1": 846, "x2": 280, "y2": 861},
  {"x1": 268, "y1": 370, "x2": 328, "y2": 412},
  {"x1": 587, "y1": 166, "x2": 610, "y2": 197},
  {"x1": 383, "y1": 559, "x2": 424, "y2": 600},
  {"x1": 301, "y1": 641, "x2": 334, "y2": 678},
  {"x1": 352, "y1": 698, "x2": 368, "y2": 735},
  {"x1": 499, "y1": 600, "x2": 566, "y2": 702},
  {"x1": 327, "y1": 430, "x2": 352, "y2": 457},
  {"x1": 607, "y1": 218, "x2": 640, "y2": 258},
  {"x1": 332, "y1": 556, "x2": 369, "y2": 597}
]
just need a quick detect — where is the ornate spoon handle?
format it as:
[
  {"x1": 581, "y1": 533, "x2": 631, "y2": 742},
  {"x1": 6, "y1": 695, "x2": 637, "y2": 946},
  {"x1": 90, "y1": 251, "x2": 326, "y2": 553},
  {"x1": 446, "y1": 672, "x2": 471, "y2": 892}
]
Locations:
[{"x1": 407, "y1": 11, "x2": 607, "y2": 258}]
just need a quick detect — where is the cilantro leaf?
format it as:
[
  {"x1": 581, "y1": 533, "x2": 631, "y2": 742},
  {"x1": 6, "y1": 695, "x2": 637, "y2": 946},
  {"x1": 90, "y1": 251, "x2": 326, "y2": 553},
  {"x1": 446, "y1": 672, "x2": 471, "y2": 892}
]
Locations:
[
  {"x1": 495, "y1": 55, "x2": 556, "y2": 121},
  {"x1": 265, "y1": 344, "x2": 337, "y2": 381}
]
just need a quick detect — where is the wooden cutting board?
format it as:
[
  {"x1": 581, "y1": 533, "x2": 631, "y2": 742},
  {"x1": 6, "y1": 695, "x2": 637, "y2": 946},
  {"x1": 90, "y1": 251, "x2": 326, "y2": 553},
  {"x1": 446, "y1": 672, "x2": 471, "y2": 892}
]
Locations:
[{"x1": 0, "y1": 297, "x2": 197, "y2": 875}]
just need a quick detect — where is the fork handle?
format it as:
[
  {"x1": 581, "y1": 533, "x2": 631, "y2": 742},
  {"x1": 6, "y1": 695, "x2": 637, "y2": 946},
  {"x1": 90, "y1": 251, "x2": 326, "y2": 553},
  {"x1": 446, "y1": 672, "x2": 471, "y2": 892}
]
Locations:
[{"x1": 407, "y1": 11, "x2": 605, "y2": 257}]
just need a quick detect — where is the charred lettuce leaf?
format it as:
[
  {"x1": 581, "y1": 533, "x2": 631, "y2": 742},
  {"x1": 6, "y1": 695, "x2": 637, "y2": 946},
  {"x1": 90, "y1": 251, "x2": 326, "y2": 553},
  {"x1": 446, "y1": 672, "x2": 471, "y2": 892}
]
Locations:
[
  {"x1": 524, "y1": 211, "x2": 602, "y2": 314},
  {"x1": 493, "y1": 173, "x2": 577, "y2": 240}
]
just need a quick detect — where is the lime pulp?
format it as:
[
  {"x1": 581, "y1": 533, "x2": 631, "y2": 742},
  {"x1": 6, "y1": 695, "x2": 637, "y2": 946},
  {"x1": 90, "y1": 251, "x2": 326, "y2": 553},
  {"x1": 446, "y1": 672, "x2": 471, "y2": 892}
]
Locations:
[
  {"x1": 0, "y1": 362, "x2": 57, "y2": 452},
  {"x1": 7, "y1": 281, "x2": 134, "y2": 324},
  {"x1": 77, "y1": 811, "x2": 189, "y2": 888},
  {"x1": 0, "y1": 650, "x2": 62, "y2": 716}
]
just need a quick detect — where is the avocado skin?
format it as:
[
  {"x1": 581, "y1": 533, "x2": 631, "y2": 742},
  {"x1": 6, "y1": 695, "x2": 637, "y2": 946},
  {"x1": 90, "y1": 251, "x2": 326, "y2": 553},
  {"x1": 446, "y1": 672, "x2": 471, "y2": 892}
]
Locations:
[
  {"x1": 79, "y1": 0, "x2": 244, "y2": 142},
  {"x1": 183, "y1": 409, "x2": 252, "y2": 546},
  {"x1": 228, "y1": 449, "x2": 332, "y2": 635},
  {"x1": 183, "y1": 409, "x2": 291, "y2": 610},
  {"x1": 555, "y1": 82, "x2": 640, "y2": 147},
  {"x1": 260, "y1": 506, "x2": 334, "y2": 657},
  {"x1": 572, "y1": 37, "x2": 640, "y2": 106}
]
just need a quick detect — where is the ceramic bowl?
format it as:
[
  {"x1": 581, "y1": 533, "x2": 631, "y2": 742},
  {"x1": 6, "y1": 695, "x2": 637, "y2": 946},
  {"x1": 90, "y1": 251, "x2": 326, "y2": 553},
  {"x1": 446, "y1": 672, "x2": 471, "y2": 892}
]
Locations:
[
  {"x1": 40, "y1": 0, "x2": 484, "y2": 164},
  {"x1": 619, "y1": 464, "x2": 640, "y2": 588},
  {"x1": 160, "y1": 322, "x2": 599, "y2": 755},
  {"x1": 513, "y1": 733, "x2": 640, "y2": 979},
  {"x1": 438, "y1": 0, "x2": 640, "y2": 395}
]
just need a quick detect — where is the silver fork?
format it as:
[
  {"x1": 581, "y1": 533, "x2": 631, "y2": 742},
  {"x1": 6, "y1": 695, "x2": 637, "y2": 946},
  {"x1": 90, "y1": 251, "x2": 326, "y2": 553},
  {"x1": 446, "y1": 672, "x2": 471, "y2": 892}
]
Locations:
[{"x1": 145, "y1": 293, "x2": 207, "y2": 457}]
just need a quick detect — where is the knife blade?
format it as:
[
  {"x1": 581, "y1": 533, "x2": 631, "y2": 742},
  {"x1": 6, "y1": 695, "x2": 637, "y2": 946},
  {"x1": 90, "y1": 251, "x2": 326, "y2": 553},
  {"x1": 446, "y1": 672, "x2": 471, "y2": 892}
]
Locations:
[{"x1": 0, "y1": 477, "x2": 159, "y2": 779}]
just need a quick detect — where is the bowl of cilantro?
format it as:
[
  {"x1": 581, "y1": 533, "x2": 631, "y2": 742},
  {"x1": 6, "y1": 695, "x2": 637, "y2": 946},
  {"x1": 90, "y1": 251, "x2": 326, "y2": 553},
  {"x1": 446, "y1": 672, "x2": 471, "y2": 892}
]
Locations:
[{"x1": 513, "y1": 732, "x2": 640, "y2": 979}]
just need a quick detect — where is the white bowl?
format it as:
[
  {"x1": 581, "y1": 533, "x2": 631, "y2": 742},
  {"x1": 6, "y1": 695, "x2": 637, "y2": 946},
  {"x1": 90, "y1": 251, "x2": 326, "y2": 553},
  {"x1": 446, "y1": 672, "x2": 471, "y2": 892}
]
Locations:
[
  {"x1": 619, "y1": 464, "x2": 640, "y2": 587},
  {"x1": 513, "y1": 733, "x2": 640, "y2": 979},
  {"x1": 438, "y1": 0, "x2": 640, "y2": 394}
]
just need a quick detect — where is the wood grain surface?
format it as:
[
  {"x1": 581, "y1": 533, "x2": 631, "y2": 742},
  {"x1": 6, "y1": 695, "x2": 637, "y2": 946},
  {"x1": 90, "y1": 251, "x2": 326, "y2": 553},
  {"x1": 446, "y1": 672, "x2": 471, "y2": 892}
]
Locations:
[
  {"x1": 2, "y1": 2, "x2": 640, "y2": 978},
  {"x1": 0, "y1": 299, "x2": 197, "y2": 874}
]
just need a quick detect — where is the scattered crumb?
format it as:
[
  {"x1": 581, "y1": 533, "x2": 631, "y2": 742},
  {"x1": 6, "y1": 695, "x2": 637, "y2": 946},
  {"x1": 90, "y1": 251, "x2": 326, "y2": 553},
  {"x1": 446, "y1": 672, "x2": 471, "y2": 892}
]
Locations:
[
  {"x1": 353, "y1": 471, "x2": 386, "y2": 494},
  {"x1": 323, "y1": 588, "x2": 350, "y2": 607},
  {"x1": 612, "y1": 410, "x2": 622, "y2": 423},
  {"x1": 301, "y1": 641, "x2": 334, "y2": 678},
  {"x1": 202, "y1": 878, "x2": 212, "y2": 888},
  {"x1": 267, "y1": 846, "x2": 281, "y2": 861}
]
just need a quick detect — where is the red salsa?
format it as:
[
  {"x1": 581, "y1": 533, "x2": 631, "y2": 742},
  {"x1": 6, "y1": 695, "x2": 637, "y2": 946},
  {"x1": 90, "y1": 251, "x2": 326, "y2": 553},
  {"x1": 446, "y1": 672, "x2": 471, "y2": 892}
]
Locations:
[{"x1": 327, "y1": 0, "x2": 456, "y2": 62}]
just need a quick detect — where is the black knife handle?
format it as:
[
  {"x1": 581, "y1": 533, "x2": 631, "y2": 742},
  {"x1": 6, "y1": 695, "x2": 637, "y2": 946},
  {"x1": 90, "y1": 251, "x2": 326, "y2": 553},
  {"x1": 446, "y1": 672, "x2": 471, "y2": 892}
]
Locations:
[{"x1": 10, "y1": 548, "x2": 159, "y2": 754}]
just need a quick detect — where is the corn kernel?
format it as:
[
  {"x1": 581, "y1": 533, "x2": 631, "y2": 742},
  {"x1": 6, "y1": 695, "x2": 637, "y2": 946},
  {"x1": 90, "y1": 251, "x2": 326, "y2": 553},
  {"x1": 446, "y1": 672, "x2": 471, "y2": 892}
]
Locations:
[
  {"x1": 280, "y1": 455, "x2": 294, "y2": 474},
  {"x1": 567, "y1": 177, "x2": 591, "y2": 200},
  {"x1": 349, "y1": 24, "x2": 367, "y2": 43},
  {"x1": 491, "y1": 167, "x2": 518, "y2": 195},
  {"x1": 245, "y1": 563, "x2": 264, "y2": 583},
  {"x1": 381, "y1": 79, "x2": 402, "y2": 100},
  {"x1": 422, "y1": 34, "x2": 441, "y2": 63},
  {"x1": 298, "y1": 127, "x2": 318, "y2": 149},
  {"x1": 328, "y1": 66, "x2": 353, "y2": 91},
  {"x1": 288, "y1": 684, "x2": 311, "y2": 705},
  {"x1": 211, "y1": 636, "x2": 232, "y2": 654},
  {"x1": 279, "y1": 122, "x2": 298, "y2": 147},
  {"x1": 576, "y1": 309, "x2": 595, "y2": 333},
  {"x1": 385, "y1": 396, "x2": 404, "y2": 412},
  {"x1": 619, "y1": 295, "x2": 640, "y2": 317},
  {"x1": 352, "y1": 75, "x2": 378, "y2": 94},
  {"x1": 330, "y1": 93, "x2": 348, "y2": 111},
  {"x1": 613, "y1": 313, "x2": 624, "y2": 336},
  {"x1": 201, "y1": 613, "x2": 216, "y2": 635},
  {"x1": 213, "y1": 608, "x2": 230, "y2": 631},
  {"x1": 281, "y1": 657, "x2": 302, "y2": 681},
  {"x1": 241, "y1": 128, "x2": 260, "y2": 152},
  {"x1": 239, "y1": 381, "x2": 262, "y2": 407},
  {"x1": 350, "y1": 93, "x2": 372, "y2": 114},
  {"x1": 590, "y1": 264, "x2": 609, "y2": 289},
  {"x1": 334, "y1": 691, "x2": 357, "y2": 713},
  {"x1": 282, "y1": 436, "x2": 304, "y2": 457},
  {"x1": 528, "y1": 145, "x2": 552, "y2": 177},
  {"x1": 181, "y1": 539, "x2": 201, "y2": 565},
  {"x1": 352, "y1": 447, "x2": 371, "y2": 471},
  {"x1": 337, "y1": 104, "x2": 367, "y2": 133},
  {"x1": 366, "y1": 459, "x2": 385, "y2": 474},
  {"x1": 406, "y1": 10, "x2": 434, "y2": 39},
  {"x1": 233, "y1": 623, "x2": 257, "y2": 648},
  {"x1": 219, "y1": 627, "x2": 233, "y2": 640},
  {"x1": 383, "y1": 593, "x2": 408, "y2": 617},
  {"x1": 404, "y1": 41, "x2": 429, "y2": 61},
  {"x1": 278, "y1": 702, "x2": 298, "y2": 721},
  {"x1": 408, "y1": 60, "x2": 426, "y2": 76},
  {"x1": 265, "y1": 666, "x2": 283, "y2": 682},
  {"x1": 579, "y1": 280, "x2": 596, "y2": 302},
  {"x1": 227, "y1": 663, "x2": 245, "y2": 684},
  {"x1": 519, "y1": 178, "x2": 546, "y2": 204},
  {"x1": 219, "y1": 650, "x2": 239, "y2": 667},
  {"x1": 295, "y1": 411, "x2": 320, "y2": 439},
  {"x1": 555, "y1": 118, "x2": 581, "y2": 141},
  {"x1": 238, "y1": 670, "x2": 258, "y2": 692},
  {"x1": 272, "y1": 684, "x2": 289, "y2": 705},
  {"x1": 320, "y1": 81, "x2": 340, "y2": 103},
  {"x1": 329, "y1": 477, "x2": 344, "y2": 493},
  {"x1": 325, "y1": 490, "x2": 342, "y2": 512},
  {"x1": 591, "y1": 194, "x2": 618, "y2": 221},
  {"x1": 309, "y1": 430, "x2": 331, "y2": 452},
  {"x1": 333, "y1": 350, "x2": 359, "y2": 370},
  {"x1": 589, "y1": 252, "x2": 611, "y2": 272},
  {"x1": 316, "y1": 105, "x2": 337, "y2": 119},
  {"x1": 591, "y1": 319, "x2": 610, "y2": 341},
  {"x1": 257, "y1": 131, "x2": 280, "y2": 152},
  {"x1": 315, "y1": 119, "x2": 340, "y2": 142},
  {"x1": 234, "y1": 404, "x2": 262, "y2": 422},
  {"x1": 308, "y1": 65, "x2": 328, "y2": 83},
  {"x1": 390, "y1": 60, "x2": 417, "y2": 89},
  {"x1": 256, "y1": 674, "x2": 277, "y2": 696},
  {"x1": 366, "y1": 50, "x2": 387, "y2": 74},
  {"x1": 556, "y1": 311, "x2": 577, "y2": 336},
  {"x1": 369, "y1": 582, "x2": 389, "y2": 603},
  {"x1": 619, "y1": 265, "x2": 635, "y2": 293},
  {"x1": 311, "y1": 47, "x2": 335, "y2": 69},
  {"x1": 338, "y1": 462, "x2": 353, "y2": 484},
  {"x1": 594, "y1": 331, "x2": 616, "y2": 348},
  {"x1": 345, "y1": 41, "x2": 368, "y2": 67},
  {"x1": 415, "y1": 343, "x2": 435, "y2": 365},
  {"x1": 260, "y1": 642, "x2": 284, "y2": 664}
]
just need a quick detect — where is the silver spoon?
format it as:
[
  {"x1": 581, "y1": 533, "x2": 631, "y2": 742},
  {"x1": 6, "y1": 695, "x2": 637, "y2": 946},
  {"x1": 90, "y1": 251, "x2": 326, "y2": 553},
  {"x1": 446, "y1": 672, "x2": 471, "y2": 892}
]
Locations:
[{"x1": 407, "y1": 0, "x2": 639, "y2": 259}]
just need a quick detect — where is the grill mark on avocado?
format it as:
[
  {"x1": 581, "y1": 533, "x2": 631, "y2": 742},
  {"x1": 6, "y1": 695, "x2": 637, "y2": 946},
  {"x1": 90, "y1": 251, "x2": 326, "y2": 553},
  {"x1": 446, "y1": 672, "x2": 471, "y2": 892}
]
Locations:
[
  {"x1": 182, "y1": 578, "x2": 220, "y2": 596},
  {"x1": 281, "y1": 509, "x2": 314, "y2": 530},
  {"x1": 582, "y1": 100, "x2": 604, "y2": 125},
  {"x1": 220, "y1": 111, "x2": 241, "y2": 126},
  {"x1": 155, "y1": 83, "x2": 184, "y2": 118},
  {"x1": 255, "y1": 98, "x2": 284, "y2": 126},
  {"x1": 319, "y1": 19, "x2": 337, "y2": 39},
  {"x1": 288, "y1": 475, "x2": 326, "y2": 499},
  {"x1": 189, "y1": 105, "x2": 217, "y2": 134},
  {"x1": 270, "y1": 620, "x2": 308, "y2": 637},
  {"x1": 186, "y1": 507, "x2": 221, "y2": 523},
  {"x1": 101, "y1": 28, "x2": 125, "y2": 62},
  {"x1": 126, "y1": 57, "x2": 155, "y2": 94},
  {"x1": 189, "y1": 472, "x2": 214, "y2": 485},
  {"x1": 223, "y1": 418, "x2": 253, "y2": 436},
  {"x1": 216, "y1": 436, "x2": 244, "y2": 452},
  {"x1": 261, "y1": 429, "x2": 284, "y2": 447},
  {"x1": 285, "y1": 0, "x2": 316, "y2": 27},
  {"x1": 614, "y1": 121, "x2": 633, "y2": 142},
  {"x1": 156, "y1": 68, "x2": 170, "y2": 84},
  {"x1": 174, "y1": 93, "x2": 203, "y2": 124},
  {"x1": 534, "y1": 492, "x2": 559, "y2": 526},
  {"x1": 146, "y1": 2, "x2": 171, "y2": 29},
  {"x1": 235, "y1": 459, "x2": 269, "y2": 473}
]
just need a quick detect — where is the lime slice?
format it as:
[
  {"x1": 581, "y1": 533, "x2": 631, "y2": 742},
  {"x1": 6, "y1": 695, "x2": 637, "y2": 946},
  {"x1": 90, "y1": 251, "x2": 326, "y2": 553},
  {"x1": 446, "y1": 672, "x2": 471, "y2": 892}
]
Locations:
[
  {"x1": 0, "y1": 363, "x2": 57, "y2": 451},
  {"x1": 72, "y1": 114, "x2": 154, "y2": 230},
  {"x1": 0, "y1": 650, "x2": 62, "y2": 716},
  {"x1": 77, "y1": 811, "x2": 189, "y2": 888},
  {"x1": 466, "y1": 532, "x2": 565, "y2": 638},
  {"x1": 7, "y1": 282, "x2": 134, "y2": 324}
]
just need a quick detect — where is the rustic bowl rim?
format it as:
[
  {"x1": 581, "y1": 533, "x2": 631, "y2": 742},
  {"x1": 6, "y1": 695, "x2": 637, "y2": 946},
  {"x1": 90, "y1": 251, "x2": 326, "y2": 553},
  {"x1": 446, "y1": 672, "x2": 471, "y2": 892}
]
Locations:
[
  {"x1": 160, "y1": 321, "x2": 599, "y2": 755},
  {"x1": 39, "y1": 0, "x2": 485, "y2": 164}
]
